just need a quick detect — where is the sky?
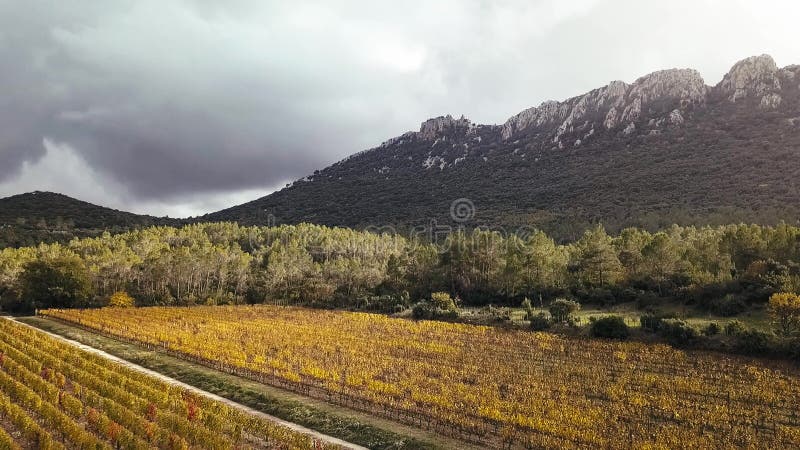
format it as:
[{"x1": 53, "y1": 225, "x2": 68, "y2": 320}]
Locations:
[{"x1": 0, "y1": 0, "x2": 798, "y2": 217}]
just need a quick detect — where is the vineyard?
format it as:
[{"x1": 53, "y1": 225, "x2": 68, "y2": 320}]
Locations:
[
  {"x1": 42, "y1": 306, "x2": 800, "y2": 449},
  {"x1": 0, "y1": 318, "x2": 338, "y2": 449}
]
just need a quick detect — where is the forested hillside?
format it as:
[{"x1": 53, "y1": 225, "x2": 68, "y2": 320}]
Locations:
[
  {"x1": 3, "y1": 221, "x2": 800, "y2": 319},
  {"x1": 0, "y1": 191, "x2": 177, "y2": 248},
  {"x1": 206, "y1": 55, "x2": 800, "y2": 239}
]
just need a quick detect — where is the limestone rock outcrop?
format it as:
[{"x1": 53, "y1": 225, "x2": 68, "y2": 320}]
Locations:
[
  {"x1": 418, "y1": 115, "x2": 473, "y2": 140},
  {"x1": 718, "y1": 54, "x2": 780, "y2": 102},
  {"x1": 501, "y1": 68, "x2": 705, "y2": 144}
]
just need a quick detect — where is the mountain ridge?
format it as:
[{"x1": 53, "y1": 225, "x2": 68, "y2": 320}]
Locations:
[{"x1": 204, "y1": 54, "x2": 800, "y2": 238}]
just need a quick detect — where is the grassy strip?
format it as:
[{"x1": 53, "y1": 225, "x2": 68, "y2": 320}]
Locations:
[{"x1": 19, "y1": 316, "x2": 443, "y2": 450}]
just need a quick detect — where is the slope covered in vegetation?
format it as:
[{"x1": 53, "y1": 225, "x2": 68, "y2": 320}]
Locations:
[{"x1": 0, "y1": 192, "x2": 177, "y2": 248}]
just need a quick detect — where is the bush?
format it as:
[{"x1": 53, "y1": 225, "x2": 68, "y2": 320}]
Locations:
[
  {"x1": 521, "y1": 297, "x2": 534, "y2": 319},
  {"x1": 788, "y1": 338, "x2": 800, "y2": 362},
  {"x1": 411, "y1": 301, "x2": 458, "y2": 321},
  {"x1": 658, "y1": 319, "x2": 699, "y2": 347},
  {"x1": 430, "y1": 292, "x2": 457, "y2": 311},
  {"x1": 634, "y1": 291, "x2": 664, "y2": 310},
  {"x1": 529, "y1": 312, "x2": 551, "y2": 331},
  {"x1": 108, "y1": 291, "x2": 135, "y2": 308},
  {"x1": 708, "y1": 294, "x2": 748, "y2": 316},
  {"x1": 356, "y1": 293, "x2": 411, "y2": 313},
  {"x1": 702, "y1": 322, "x2": 721, "y2": 336},
  {"x1": 724, "y1": 320, "x2": 746, "y2": 336},
  {"x1": 411, "y1": 301, "x2": 432, "y2": 319},
  {"x1": 489, "y1": 307, "x2": 512, "y2": 323},
  {"x1": 575, "y1": 288, "x2": 615, "y2": 306},
  {"x1": 590, "y1": 316, "x2": 630, "y2": 340},
  {"x1": 735, "y1": 329, "x2": 774, "y2": 355},
  {"x1": 548, "y1": 299, "x2": 580, "y2": 324},
  {"x1": 639, "y1": 312, "x2": 675, "y2": 332}
]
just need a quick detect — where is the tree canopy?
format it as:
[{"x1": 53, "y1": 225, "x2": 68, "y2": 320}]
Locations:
[{"x1": 1, "y1": 221, "x2": 800, "y2": 313}]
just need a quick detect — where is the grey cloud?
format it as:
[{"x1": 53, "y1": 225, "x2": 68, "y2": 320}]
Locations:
[{"x1": 0, "y1": 0, "x2": 798, "y2": 216}]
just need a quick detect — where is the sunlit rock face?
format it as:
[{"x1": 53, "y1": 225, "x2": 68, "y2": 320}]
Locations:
[
  {"x1": 418, "y1": 115, "x2": 473, "y2": 140},
  {"x1": 719, "y1": 54, "x2": 780, "y2": 102},
  {"x1": 500, "y1": 67, "x2": 706, "y2": 147}
]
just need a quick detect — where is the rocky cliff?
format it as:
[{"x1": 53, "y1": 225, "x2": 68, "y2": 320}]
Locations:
[{"x1": 205, "y1": 55, "x2": 800, "y2": 239}]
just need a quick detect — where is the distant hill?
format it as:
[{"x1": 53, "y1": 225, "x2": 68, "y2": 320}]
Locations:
[
  {"x1": 204, "y1": 54, "x2": 800, "y2": 240},
  {"x1": 0, "y1": 191, "x2": 177, "y2": 247}
]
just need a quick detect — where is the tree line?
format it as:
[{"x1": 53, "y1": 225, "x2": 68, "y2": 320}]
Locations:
[{"x1": 1, "y1": 221, "x2": 800, "y2": 313}]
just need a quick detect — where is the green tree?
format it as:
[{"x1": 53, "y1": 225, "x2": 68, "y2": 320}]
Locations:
[
  {"x1": 615, "y1": 228, "x2": 649, "y2": 280},
  {"x1": 20, "y1": 255, "x2": 94, "y2": 311},
  {"x1": 641, "y1": 231, "x2": 683, "y2": 293},
  {"x1": 523, "y1": 230, "x2": 567, "y2": 291},
  {"x1": 682, "y1": 227, "x2": 732, "y2": 284},
  {"x1": 265, "y1": 241, "x2": 313, "y2": 303},
  {"x1": 441, "y1": 232, "x2": 473, "y2": 294},
  {"x1": 721, "y1": 224, "x2": 766, "y2": 273},
  {"x1": 572, "y1": 225, "x2": 622, "y2": 286},
  {"x1": 500, "y1": 235, "x2": 526, "y2": 297}
]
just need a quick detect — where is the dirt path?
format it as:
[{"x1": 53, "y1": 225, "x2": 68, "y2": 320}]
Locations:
[{"x1": 6, "y1": 317, "x2": 368, "y2": 450}]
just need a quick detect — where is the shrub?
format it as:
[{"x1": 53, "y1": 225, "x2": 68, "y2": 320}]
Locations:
[
  {"x1": 788, "y1": 338, "x2": 800, "y2": 362},
  {"x1": 724, "y1": 320, "x2": 746, "y2": 336},
  {"x1": 411, "y1": 301, "x2": 432, "y2": 319},
  {"x1": 634, "y1": 291, "x2": 664, "y2": 310},
  {"x1": 430, "y1": 292, "x2": 457, "y2": 311},
  {"x1": 702, "y1": 322, "x2": 721, "y2": 336},
  {"x1": 708, "y1": 295, "x2": 748, "y2": 317},
  {"x1": 411, "y1": 301, "x2": 458, "y2": 321},
  {"x1": 548, "y1": 299, "x2": 580, "y2": 324},
  {"x1": 529, "y1": 313, "x2": 551, "y2": 331},
  {"x1": 489, "y1": 307, "x2": 512, "y2": 322},
  {"x1": 734, "y1": 329, "x2": 774, "y2": 355},
  {"x1": 639, "y1": 312, "x2": 675, "y2": 332},
  {"x1": 575, "y1": 288, "x2": 615, "y2": 306},
  {"x1": 521, "y1": 297, "x2": 534, "y2": 319},
  {"x1": 658, "y1": 319, "x2": 699, "y2": 346},
  {"x1": 590, "y1": 316, "x2": 630, "y2": 340},
  {"x1": 356, "y1": 294, "x2": 411, "y2": 313},
  {"x1": 108, "y1": 291, "x2": 135, "y2": 308}
]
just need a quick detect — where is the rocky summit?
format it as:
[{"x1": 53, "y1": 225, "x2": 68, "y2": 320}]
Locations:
[
  {"x1": 203, "y1": 54, "x2": 800, "y2": 239},
  {"x1": 500, "y1": 67, "x2": 707, "y2": 145}
]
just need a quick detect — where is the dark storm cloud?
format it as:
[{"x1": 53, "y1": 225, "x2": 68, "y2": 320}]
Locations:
[
  {"x1": 0, "y1": 0, "x2": 428, "y2": 204},
  {"x1": 0, "y1": 0, "x2": 798, "y2": 216}
]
